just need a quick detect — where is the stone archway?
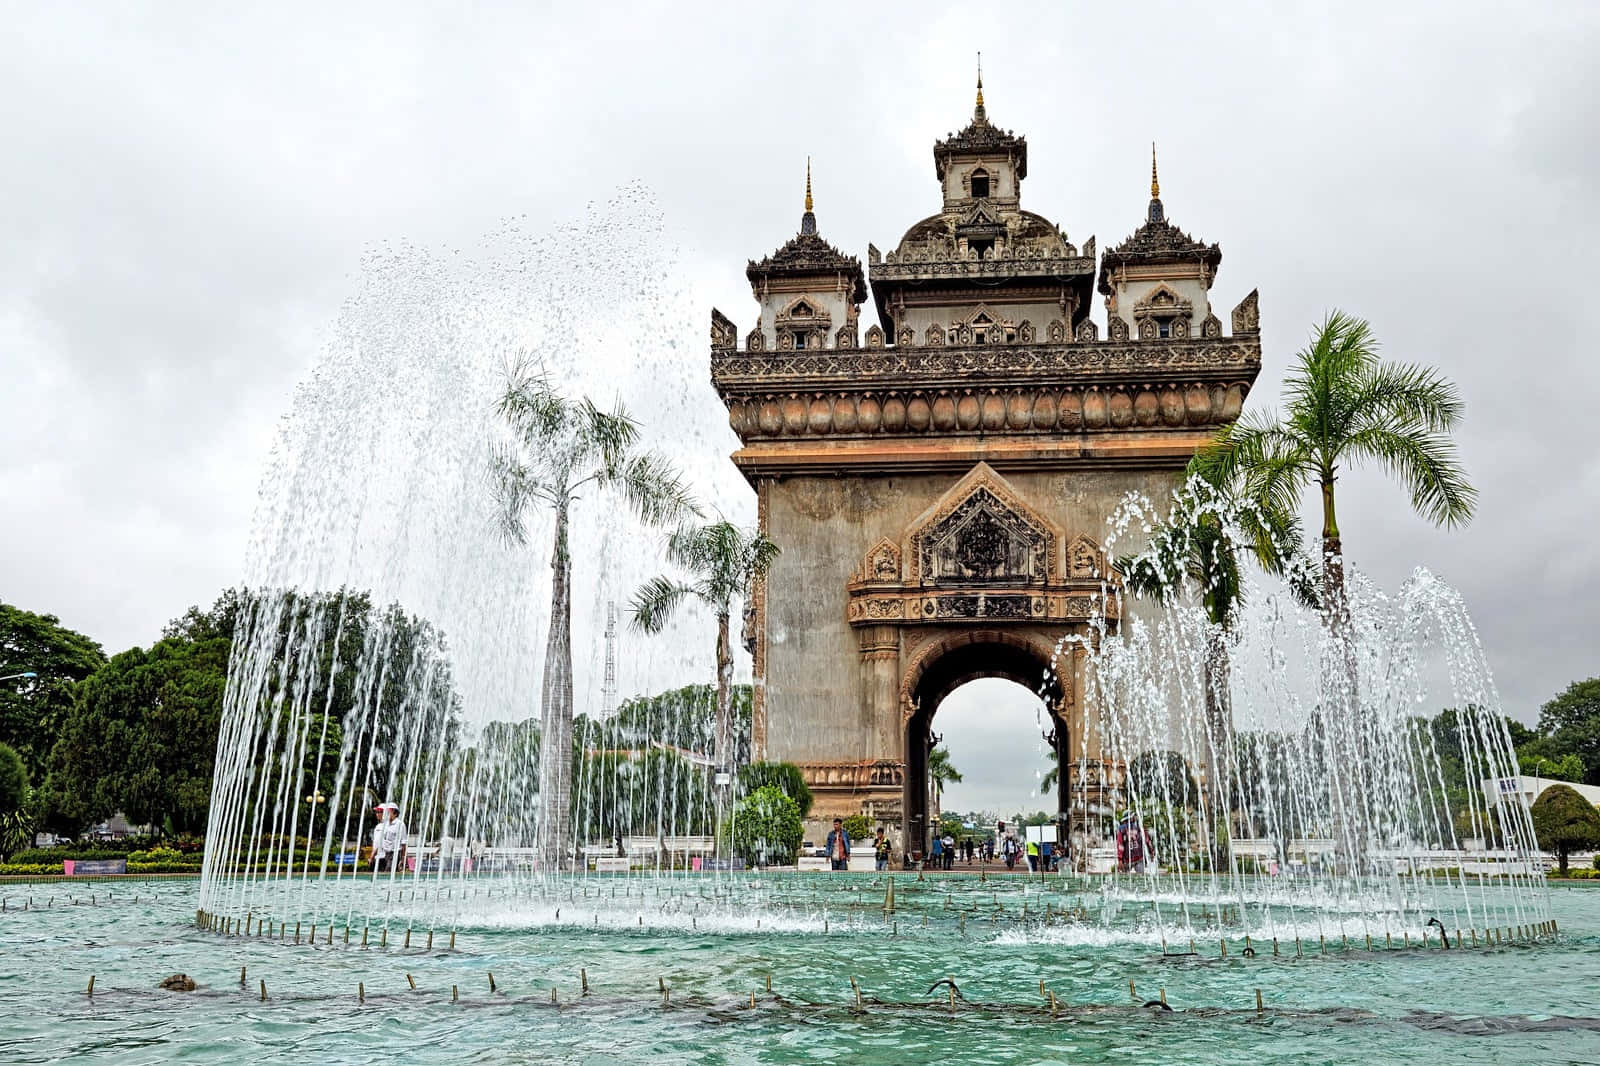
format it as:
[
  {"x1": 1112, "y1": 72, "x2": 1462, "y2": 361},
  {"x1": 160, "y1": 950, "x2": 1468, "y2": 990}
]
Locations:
[{"x1": 899, "y1": 630, "x2": 1069, "y2": 858}]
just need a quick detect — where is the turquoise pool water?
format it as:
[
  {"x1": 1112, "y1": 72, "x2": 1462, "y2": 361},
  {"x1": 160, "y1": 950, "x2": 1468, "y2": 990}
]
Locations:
[{"x1": 2, "y1": 875, "x2": 1596, "y2": 1064}]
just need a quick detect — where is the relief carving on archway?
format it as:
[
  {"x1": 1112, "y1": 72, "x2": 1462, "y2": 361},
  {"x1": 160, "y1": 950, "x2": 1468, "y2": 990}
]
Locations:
[{"x1": 846, "y1": 462, "x2": 1119, "y2": 628}]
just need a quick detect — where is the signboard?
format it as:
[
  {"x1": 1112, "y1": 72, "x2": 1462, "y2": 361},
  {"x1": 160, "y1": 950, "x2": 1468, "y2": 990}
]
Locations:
[{"x1": 63, "y1": 859, "x2": 127, "y2": 876}]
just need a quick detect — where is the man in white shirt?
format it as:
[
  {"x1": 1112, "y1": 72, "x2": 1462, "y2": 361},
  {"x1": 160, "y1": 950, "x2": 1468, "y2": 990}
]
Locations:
[{"x1": 372, "y1": 803, "x2": 407, "y2": 874}]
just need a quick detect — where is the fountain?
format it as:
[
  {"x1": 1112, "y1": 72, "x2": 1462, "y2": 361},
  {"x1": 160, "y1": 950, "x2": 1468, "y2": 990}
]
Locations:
[{"x1": 194, "y1": 195, "x2": 1547, "y2": 959}]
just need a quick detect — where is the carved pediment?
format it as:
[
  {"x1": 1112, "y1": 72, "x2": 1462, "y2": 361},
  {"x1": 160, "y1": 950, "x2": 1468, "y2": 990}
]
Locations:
[
  {"x1": 859, "y1": 537, "x2": 902, "y2": 583},
  {"x1": 1133, "y1": 282, "x2": 1194, "y2": 318},
  {"x1": 1067, "y1": 534, "x2": 1105, "y2": 578},
  {"x1": 906, "y1": 463, "x2": 1062, "y2": 586}
]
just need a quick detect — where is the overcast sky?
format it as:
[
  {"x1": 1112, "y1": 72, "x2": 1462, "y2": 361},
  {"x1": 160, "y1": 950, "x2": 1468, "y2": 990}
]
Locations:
[{"x1": 3, "y1": 3, "x2": 1596, "y2": 815}]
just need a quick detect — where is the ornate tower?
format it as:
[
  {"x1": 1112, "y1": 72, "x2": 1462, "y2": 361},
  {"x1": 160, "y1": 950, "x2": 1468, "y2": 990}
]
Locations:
[
  {"x1": 716, "y1": 162, "x2": 867, "y2": 356},
  {"x1": 1098, "y1": 146, "x2": 1253, "y2": 344},
  {"x1": 710, "y1": 81, "x2": 1262, "y2": 854}
]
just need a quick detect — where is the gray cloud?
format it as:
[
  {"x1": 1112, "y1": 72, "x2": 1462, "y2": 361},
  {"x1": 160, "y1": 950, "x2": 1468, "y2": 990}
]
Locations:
[{"x1": 2, "y1": 4, "x2": 1596, "y2": 813}]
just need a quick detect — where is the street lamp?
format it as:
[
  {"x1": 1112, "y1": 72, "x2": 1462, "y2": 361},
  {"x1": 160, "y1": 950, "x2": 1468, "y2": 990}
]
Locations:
[{"x1": 0, "y1": 671, "x2": 39, "y2": 683}]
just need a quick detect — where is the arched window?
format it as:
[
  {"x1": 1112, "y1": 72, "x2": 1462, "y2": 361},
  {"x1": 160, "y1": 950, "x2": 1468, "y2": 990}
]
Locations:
[{"x1": 970, "y1": 169, "x2": 990, "y2": 199}]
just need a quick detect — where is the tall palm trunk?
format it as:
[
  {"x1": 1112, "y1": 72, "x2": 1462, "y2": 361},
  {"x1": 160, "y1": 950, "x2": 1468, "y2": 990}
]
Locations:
[
  {"x1": 1203, "y1": 625, "x2": 1234, "y2": 867},
  {"x1": 539, "y1": 499, "x2": 574, "y2": 868},
  {"x1": 1320, "y1": 475, "x2": 1370, "y2": 868},
  {"x1": 713, "y1": 610, "x2": 733, "y2": 851}
]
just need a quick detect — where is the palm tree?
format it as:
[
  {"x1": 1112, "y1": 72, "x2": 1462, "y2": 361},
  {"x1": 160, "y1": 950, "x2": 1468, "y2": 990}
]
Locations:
[
  {"x1": 492, "y1": 366, "x2": 699, "y2": 867},
  {"x1": 927, "y1": 746, "x2": 962, "y2": 827},
  {"x1": 1200, "y1": 310, "x2": 1475, "y2": 635},
  {"x1": 1116, "y1": 456, "x2": 1312, "y2": 820},
  {"x1": 629, "y1": 520, "x2": 779, "y2": 826},
  {"x1": 1201, "y1": 311, "x2": 1474, "y2": 867}
]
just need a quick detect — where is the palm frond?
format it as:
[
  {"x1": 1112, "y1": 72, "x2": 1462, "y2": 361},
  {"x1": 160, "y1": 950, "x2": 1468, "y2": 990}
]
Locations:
[
  {"x1": 743, "y1": 532, "x2": 781, "y2": 582},
  {"x1": 1341, "y1": 427, "x2": 1478, "y2": 528},
  {"x1": 629, "y1": 576, "x2": 700, "y2": 634},
  {"x1": 1116, "y1": 548, "x2": 1183, "y2": 605},
  {"x1": 487, "y1": 444, "x2": 542, "y2": 545},
  {"x1": 580, "y1": 397, "x2": 642, "y2": 476},
  {"x1": 496, "y1": 368, "x2": 570, "y2": 447},
  {"x1": 1344, "y1": 360, "x2": 1465, "y2": 437},
  {"x1": 603, "y1": 451, "x2": 702, "y2": 528}
]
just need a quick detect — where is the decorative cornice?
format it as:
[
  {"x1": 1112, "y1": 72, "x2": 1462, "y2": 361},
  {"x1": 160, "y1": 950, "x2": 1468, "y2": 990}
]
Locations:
[
  {"x1": 713, "y1": 336, "x2": 1259, "y2": 392},
  {"x1": 871, "y1": 252, "x2": 1094, "y2": 282},
  {"x1": 847, "y1": 588, "x2": 1116, "y2": 627},
  {"x1": 793, "y1": 760, "x2": 906, "y2": 791}
]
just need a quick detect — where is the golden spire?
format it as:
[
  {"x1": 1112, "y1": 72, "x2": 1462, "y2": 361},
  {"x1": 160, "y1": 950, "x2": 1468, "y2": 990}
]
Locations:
[
  {"x1": 1150, "y1": 142, "x2": 1160, "y2": 200},
  {"x1": 805, "y1": 156, "x2": 813, "y2": 213},
  {"x1": 972, "y1": 51, "x2": 985, "y2": 120}
]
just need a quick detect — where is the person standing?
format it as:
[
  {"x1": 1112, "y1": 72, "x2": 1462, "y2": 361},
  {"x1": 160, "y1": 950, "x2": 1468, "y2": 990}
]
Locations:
[
  {"x1": 1026, "y1": 837, "x2": 1040, "y2": 873},
  {"x1": 1116, "y1": 812, "x2": 1153, "y2": 874},
  {"x1": 826, "y1": 818, "x2": 851, "y2": 871},
  {"x1": 929, "y1": 832, "x2": 944, "y2": 871},
  {"x1": 873, "y1": 828, "x2": 892, "y2": 872},
  {"x1": 371, "y1": 802, "x2": 407, "y2": 875},
  {"x1": 941, "y1": 831, "x2": 956, "y2": 871}
]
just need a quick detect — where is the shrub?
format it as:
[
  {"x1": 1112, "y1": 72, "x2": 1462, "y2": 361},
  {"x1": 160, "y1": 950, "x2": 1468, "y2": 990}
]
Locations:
[
  {"x1": 737, "y1": 762, "x2": 812, "y2": 817},
  {"x1": 0, "y1": 862, "x2": 63, "y2": 876},
  {"x1": 1529, "y1": 785, "x2": 1600, "y2": 875},
  {"x1": 11, "y1": 847, "x2": 141, "y2": 864},
  {"x1": 722, "y1": 785, "x2": 803, "y2": 867},
  {"x1": 128, "y1": 846, "x2": 184, "y2": 863},
  {"x1": 841, "y1": 814, "x2": 872, "y2": 841},
  {"x1": 127, "y1": 861, "x2": 203, "y2": 874}
]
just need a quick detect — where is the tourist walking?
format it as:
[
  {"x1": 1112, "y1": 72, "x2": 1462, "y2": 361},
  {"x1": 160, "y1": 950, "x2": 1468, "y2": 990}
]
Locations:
[
  {"x1": 826, "y1": 818, "x2": 851, "y2": 871},
  {"x1": 1001, "y1": 834, "x2": 1020, "y2": 871},
  {"x1": 873, "y1": 828, "x2": 892, "y2": 872},
  {"x1": 929, "y1": 832, "x2": 944, "y2": 870}
]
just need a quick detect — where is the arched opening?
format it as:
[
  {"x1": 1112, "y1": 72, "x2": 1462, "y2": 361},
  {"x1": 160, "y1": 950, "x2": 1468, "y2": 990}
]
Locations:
[
  {"x1": 970, "y1": 168, "x2": 990, "y2": 199},
  {"x1": 902, "y1": 635, "x2": 1067, "y2": 863}
]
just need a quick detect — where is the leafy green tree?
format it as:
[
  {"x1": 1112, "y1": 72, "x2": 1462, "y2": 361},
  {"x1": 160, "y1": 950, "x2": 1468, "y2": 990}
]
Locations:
[
  {"x1": 842, "y1": 813, "x2": 872, "y2": 841},
  {"x1": 0, "y1": 602, "x2": 106, "y2": 782},
  {"x1": 214, "y1": 587, "x2": 461, "y2": 856},
  {"x1": 1202, "y1": 311, "x2": 1475, "y2": 639},
  {"x1": 1538, "y1": 679, "x2": 1600, "y2": 785},
  {"x1": 493, "y1": 368, "x2": 699, "y2": 864},
  {"x1": 571, "y1": 742, "x2": 713, "y2": 844},
  {"x1": 722, "y1": 785, "x2": 803, "y2": 867},
  {"x1": 1529, "y1": 784, "x2": 1600, "y2": 874},
  {"x1": 48, "y1": 635, "x2": 229, "y2": 834},
  {"x1": 611, "y1": 684, "x2": 753, "y2": 770},
  {"x1": 737, "y1": 760, "x2": 813, "y2": 818},
  {"x1": 1127, "y1": 749, "x2": 1199, "y2": 809},
  {"x1": 631, "y1": 520, "x2": 778, "y2": 816},
  {"x1": 0, "y1": 742, "x2": 30, "y2": 860}
]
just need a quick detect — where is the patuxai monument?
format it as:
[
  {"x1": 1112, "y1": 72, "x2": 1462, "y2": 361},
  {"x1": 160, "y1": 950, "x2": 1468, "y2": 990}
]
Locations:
[{"x1": 710, "y1": 74, "x2": 1263, "y2": 853}]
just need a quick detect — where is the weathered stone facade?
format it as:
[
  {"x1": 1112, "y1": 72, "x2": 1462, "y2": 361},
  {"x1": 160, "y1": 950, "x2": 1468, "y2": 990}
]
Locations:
[{"x1": 711, "y1": 78, "x2": 1261, "y2": 851}]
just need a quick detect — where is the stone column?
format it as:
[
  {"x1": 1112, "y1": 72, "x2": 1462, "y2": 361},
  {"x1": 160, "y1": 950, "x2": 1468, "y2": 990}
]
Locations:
[
  {"x1": 858, "y1": 625, "x2": 900, "y2": 760},
  {"x1": 750, "y1": 478, "x2": 771, "y2": 759}
]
